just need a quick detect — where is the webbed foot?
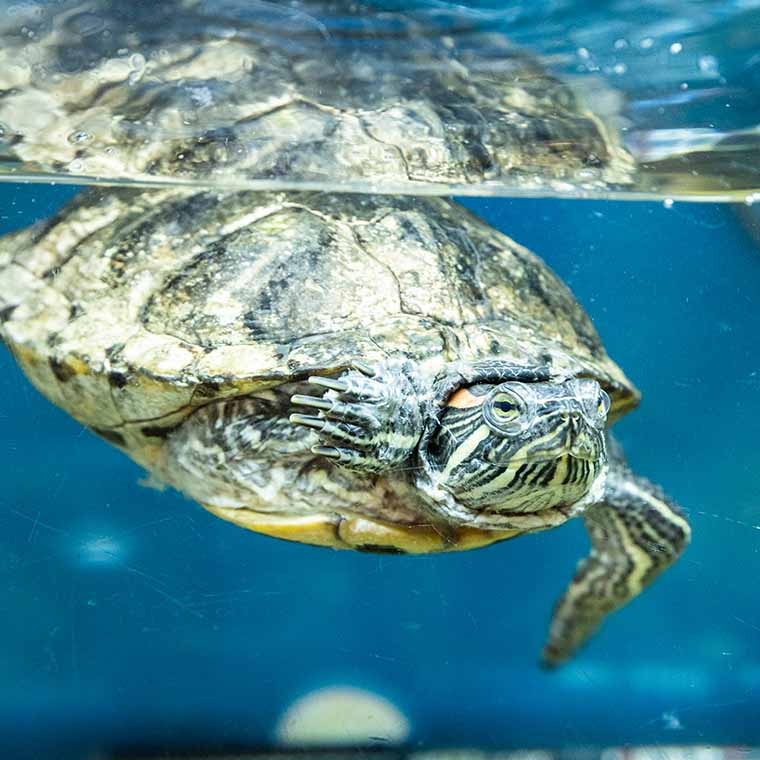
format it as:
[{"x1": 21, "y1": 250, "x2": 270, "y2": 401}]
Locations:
[
  {"x1": 289, "y1": 360, "x2": 425, "y2": 474},
  {"x1": 541, "y1": 436, "x2": 691, "y2": 667}
]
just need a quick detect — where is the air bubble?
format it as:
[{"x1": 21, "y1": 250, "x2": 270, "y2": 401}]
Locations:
[
  {"x1": 67, "y1": 130, "x2": 92, "y2": 145},
  {"x1": 663, "y1": 198, "x2": 674, "y2": 209},
  {"x1": 669, "y1": 42, "x2": 683, "y2": 54},
  {"x1": 699, "y1": 55, "x2": 718, "y2": 74}
]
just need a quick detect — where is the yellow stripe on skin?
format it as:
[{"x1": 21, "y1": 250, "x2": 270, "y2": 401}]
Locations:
[
  {"x1": 618, "y1": 478, "x2": 691, "y2": 538},
  {"x1": 542, "y1": 467, "x2": 690, "y2": 667},
  {"x1": 605, "y1": 511, "x2": 652, "y2": 594},
  {"x1": 438, "y1": 424, "x2": 490, "y2": 482},
  {"x1": 464, "y1": 427, "x2": 565, "y2": 500}
]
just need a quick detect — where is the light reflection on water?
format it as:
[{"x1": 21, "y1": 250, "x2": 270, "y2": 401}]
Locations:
[{"x1": 0, "y1": 0, "x2": 759, "y2": 198}]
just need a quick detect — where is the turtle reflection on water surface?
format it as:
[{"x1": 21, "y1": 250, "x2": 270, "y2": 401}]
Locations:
[
  {"x1": 0, "y1": 0, "x2": 687, "y2": 666},
  {"x1": 0, "y1": 189, "x2": 689, "y2": 666}
]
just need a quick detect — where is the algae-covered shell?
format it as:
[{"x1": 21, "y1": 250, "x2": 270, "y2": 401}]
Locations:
[
  {"x1": 0, "y1": 1, "x2": 639, "y2": 551},
  {"x1": 0, "y1": 188, "x2": 638, "y2": 551}
]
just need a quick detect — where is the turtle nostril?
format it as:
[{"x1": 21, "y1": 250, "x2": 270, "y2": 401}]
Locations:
[
  {"x1": 566, "y1": 409, "x2": 594, "y2": 436},
  {"x1": 573, "y1": 436, "x2": 595, "y2": 457}
]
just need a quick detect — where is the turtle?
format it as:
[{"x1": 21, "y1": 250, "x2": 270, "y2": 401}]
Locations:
[
  {"x1": 0, "y1": 0, "x2": 688, "y2": 665},
  {"x1": 0, "y1": 186, "x2": 690, "y2": 666}
]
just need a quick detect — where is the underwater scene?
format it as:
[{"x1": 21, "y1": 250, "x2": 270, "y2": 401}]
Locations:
[{"x1": 0, "y1": 1, "x2": 759, "y2": 759}]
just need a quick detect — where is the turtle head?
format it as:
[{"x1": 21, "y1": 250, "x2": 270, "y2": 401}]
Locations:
[{"x1": 423, "y1": 376, "x2": 609, "y2": 517}]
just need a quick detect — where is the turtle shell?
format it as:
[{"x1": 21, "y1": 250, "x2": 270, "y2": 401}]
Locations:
[
  {"x1": 0, "y1": 0, "x2": 633, "y2": 194},
  {"x1": 0, "y1": 188, "x2": 638, "y2": 477}
]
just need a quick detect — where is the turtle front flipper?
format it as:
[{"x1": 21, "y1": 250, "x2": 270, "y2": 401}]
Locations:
[
  {"x1": 290, "y1": 360, "x2": 427, "y2": 473},
  {"x1": 541, "y1": 436, "x2": 691, "y2": 667}
]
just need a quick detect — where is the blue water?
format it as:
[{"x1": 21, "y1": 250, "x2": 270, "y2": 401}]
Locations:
[{"x1": 1, "y1": 182, "x2": 759, "y2": 758}]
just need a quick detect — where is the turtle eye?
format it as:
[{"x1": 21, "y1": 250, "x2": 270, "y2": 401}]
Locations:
[
  {"x1": 597, "y1": 390, "x2": 611, "y2": 417},
  {"x1": 491, "y1": 395, "x2": 519, "y2": 419},
  {"x1": 484, "y1": 390, "x2": 526, "y2": 434}
]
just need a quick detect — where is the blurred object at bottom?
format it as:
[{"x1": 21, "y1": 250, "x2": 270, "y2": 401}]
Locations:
[
  {"x1": 274, "y1": 685, "x2": 411, "y2": 747},
  {"x1": 102, "y1": 745, "x2": 760, "y2": 760}
]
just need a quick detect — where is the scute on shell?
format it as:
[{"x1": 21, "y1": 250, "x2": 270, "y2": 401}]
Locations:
[{"x1": 0, "y1": 188, "x2": 638, "y2": 475}]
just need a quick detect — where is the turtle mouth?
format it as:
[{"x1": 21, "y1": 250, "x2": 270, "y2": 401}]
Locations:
[{"x1": 489, "y1": 448, "x2": 600, "y2": 466}]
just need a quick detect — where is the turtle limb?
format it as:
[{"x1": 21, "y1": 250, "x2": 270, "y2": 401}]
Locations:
[
  {"x1": 290, "y1": 360, "x2": 427, "y2": 474},
  {"x1": 541, "y1": 436, "x2": 691, "y2": 667}
]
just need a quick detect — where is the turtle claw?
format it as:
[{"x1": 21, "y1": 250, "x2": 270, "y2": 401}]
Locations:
[
  {"x1": 288, "y1": 412, "x2": 325, "y2": 431},
  {"x1": 289, "y1": 360, "x2": 426, "y2": 474},
  {"x1": 290, "y1": 394, "x2": 332, "y2": 411},
  {"x1": 307, "y1": 376, "x2": 349, "y2": 393},
  {"x1": 312, "y1": 445, "x2": 341, "y2": 459},
  {"x1": 307, "y1": 370, "x2": 379, "y2": 403},
  {"x1": 292, "y1": 393, "x2": 379, "y2": 428},
  {"x1": 311, "y1": 444, "x2": 372, "y2": 469},
  {"x1": 350, "y1": 360, "x2": 376, "y2": 377},
  {"x1": 290, "y1": 411, "x2": 368, "y2": 448}
]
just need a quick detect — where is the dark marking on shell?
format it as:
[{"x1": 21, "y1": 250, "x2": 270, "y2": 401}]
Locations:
[
  {"x1": 107, "y1": 370, "x2": 128, "y2": 388},
  {"x1": 539, "y1": 351, "x2": 554, "y2": 365},
  {"x1": 355, "y1": 543, "x2": 407, "y2": 554},
  {"x1": 49, "y1": 356, "x2": 75, "y2": 383},
  {"x1": 192, "y1": 380, "x2": 223, "y2": 399},
  {"x1": 0, "y1": 305, "x2": 16, "y2": 323},
  {"x1": 141, "y1": 423, "x2": 181, "y2": 438},
  {"x1": 242, "y1": 307, "x2": 269, "y2": 339},
  {"x1": 91, "y1": 427, "x2": 126, "y2": 447}
]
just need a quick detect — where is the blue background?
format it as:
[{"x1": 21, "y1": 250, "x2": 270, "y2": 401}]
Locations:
[{"x1": 1, "y1": 184, "x2": 759, "y2": 758}]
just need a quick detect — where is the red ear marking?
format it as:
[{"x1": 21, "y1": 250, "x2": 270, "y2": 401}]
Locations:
[{"x1": 447, "y1": 388, "x2": 485, "y2": 409}]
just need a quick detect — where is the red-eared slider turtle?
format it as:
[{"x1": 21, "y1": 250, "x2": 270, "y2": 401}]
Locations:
[
  {"x1": 0, "y1": 0, "x2": 687, "y2": 665},
  {"x1": 0, "y1": 187, "x2": 690, "y2": 665}
]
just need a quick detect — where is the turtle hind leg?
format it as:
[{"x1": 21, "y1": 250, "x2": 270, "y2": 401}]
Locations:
[{"x1": 541, "y1": 438, "x2": 691, "y2": 667}]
